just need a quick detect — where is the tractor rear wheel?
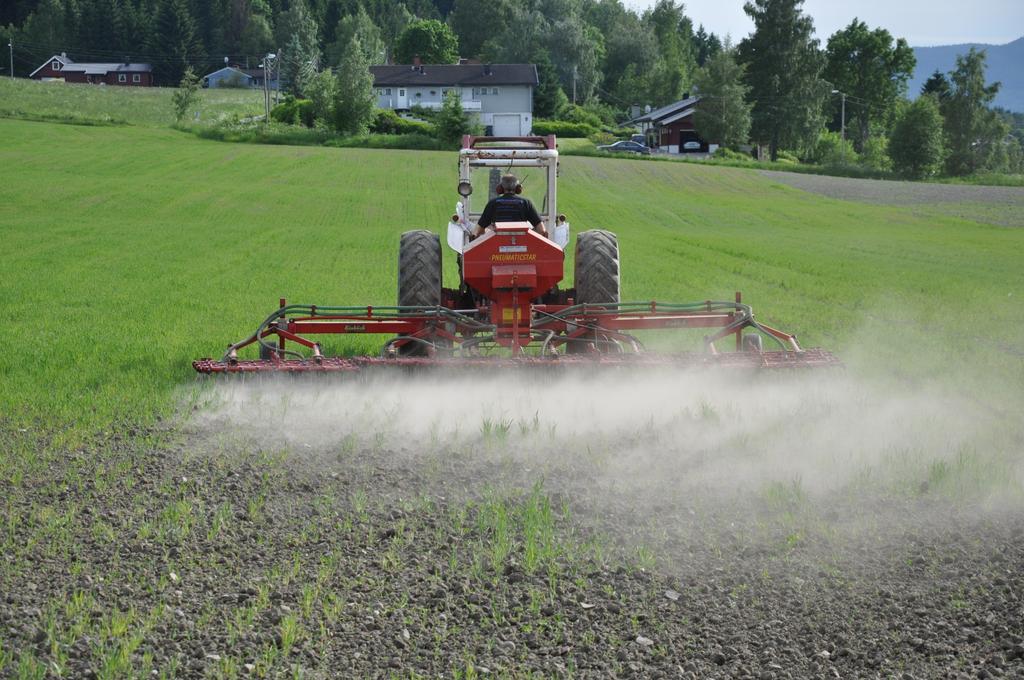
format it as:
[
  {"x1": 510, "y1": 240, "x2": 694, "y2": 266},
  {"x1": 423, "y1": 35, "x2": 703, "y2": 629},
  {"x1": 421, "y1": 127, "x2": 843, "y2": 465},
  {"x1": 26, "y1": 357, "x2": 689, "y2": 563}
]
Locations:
[
  {"x1": 570, "y1": 230, "x2": 620, "y2": 353},
  {"x1": 574, "y1": 230, "x2": 620, "y2": 306},
  {"x1": 397, "y1": 230, "x2": 443, "y2": 356}
]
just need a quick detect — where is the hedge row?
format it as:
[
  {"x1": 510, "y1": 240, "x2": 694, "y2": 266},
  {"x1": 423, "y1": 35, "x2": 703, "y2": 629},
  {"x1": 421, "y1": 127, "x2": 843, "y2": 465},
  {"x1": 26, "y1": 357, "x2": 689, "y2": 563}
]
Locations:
[
  {"x1": 369, "y1": 109, "x2": 434, "y2": 135},
  {"x1": 531, "y1": 119, "x2": 598, "y2": 138}
]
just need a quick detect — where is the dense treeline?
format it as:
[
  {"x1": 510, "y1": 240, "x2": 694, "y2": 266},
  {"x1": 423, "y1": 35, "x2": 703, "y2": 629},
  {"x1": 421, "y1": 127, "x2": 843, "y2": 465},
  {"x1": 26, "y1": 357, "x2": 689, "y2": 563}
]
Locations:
[
  {"x1": 4, "y1": 0, "x2": 1021, "y2": 177},
  {"x1": 2, "y1": 0, "x2": 722, "y2": 107},
  {"x1": 2, "y1": 0, "x2": 720, "y2": 104}
]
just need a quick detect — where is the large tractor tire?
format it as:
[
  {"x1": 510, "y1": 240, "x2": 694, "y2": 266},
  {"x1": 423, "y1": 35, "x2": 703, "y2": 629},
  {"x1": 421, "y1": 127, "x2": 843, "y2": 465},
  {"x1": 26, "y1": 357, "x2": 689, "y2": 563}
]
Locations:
[
  {"x1": 570, "y1": 230, "x2": 620, "y2": 353},
  {"x1": 574, "y1": 230, "x2": 620, "y2": 305},
  {"x1": 397, "y1": 230, "x2": 442, "y2": 355}
]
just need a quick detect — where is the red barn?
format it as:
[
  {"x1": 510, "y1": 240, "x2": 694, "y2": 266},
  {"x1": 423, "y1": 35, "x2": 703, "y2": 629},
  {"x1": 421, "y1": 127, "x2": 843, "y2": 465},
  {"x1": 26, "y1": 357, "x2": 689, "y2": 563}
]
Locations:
[{"x1": 30, "y1": 54, "x2": 154, "y2": 86}]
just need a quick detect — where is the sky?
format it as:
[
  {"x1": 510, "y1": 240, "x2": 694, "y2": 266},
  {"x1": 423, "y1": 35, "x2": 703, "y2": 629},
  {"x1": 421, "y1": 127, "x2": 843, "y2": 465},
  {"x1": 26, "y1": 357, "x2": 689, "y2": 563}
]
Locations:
[{"x1": 625, "y1": 0, "x2": 1024, "y2": 47}]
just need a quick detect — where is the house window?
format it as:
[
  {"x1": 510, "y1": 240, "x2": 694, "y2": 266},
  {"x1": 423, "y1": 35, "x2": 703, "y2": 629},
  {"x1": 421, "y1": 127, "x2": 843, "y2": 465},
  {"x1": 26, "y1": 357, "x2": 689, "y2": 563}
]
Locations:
[
  {"x1": 52, "y1": 60, "x2": 60, "y2": 70},
  {"x1": 399, "y1": 89, "x2": 405, "y2": 96},
  {"x1": 429, "y1": 90, "x2": 436, "y2": 95},
  {"x1": 385, "y1": 88, "x2": 392, "y2": 95},
  {"x1": 118, "y1": 73, "x2": 126, "y2": 83},
  {"x1": 491, "y1": 87, "x2": 499, "y2": 95},
  {"x1": 376, "y1": 88, "x2": 382, "y2": 95},
  {"x1": 132, "y1": 74, "x2": 140, "y2": 83}
]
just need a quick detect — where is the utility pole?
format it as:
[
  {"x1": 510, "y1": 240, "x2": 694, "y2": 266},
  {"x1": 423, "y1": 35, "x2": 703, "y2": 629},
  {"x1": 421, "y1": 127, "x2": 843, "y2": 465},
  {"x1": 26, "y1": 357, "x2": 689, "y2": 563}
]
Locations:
[
  {"x1": 572, "y1": 65, "x2": 577, "y2": 105},
  {"x1": 261, "y1": 57, "x2": 269, "y2": 122},
  {"x1": 832, "y1": 89, "x2": 847, "y2": 164},
  {"x1": 8, "y1": 40, "x2": 13, "y2": 78},
  {"x1": 274, "y1": 47, "x2": 280, "y2": 105}
]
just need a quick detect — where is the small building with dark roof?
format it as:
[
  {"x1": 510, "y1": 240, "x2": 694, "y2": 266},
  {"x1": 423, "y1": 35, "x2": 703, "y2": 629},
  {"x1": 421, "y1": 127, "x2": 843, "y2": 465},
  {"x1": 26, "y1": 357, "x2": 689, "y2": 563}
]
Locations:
[
  {"x1": 629, "y1": 96, "x2": 715, "y2": 154},
  {"x1": 30, "y1": 54, "x2": 153, "y2": 86},
  {"x1": 204, "y1": 66, "x2": 255, "y2": 89},
  {"x1": 203, "y1": 66, "x2": 279, "y2": 91},
  {"x1": 370, "y1": 61, "x2": 538, "y2": 136}
]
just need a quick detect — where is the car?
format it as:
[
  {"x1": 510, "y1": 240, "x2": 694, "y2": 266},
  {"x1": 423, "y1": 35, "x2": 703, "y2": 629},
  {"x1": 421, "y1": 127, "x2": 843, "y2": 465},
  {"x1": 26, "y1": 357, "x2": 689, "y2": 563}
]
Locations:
[
  {"x1": 682, "y1": 140, "x2": 702, "y2": 151},
  {"x1": 596, "y1": 140, "x2": 652, "y2": 155}
]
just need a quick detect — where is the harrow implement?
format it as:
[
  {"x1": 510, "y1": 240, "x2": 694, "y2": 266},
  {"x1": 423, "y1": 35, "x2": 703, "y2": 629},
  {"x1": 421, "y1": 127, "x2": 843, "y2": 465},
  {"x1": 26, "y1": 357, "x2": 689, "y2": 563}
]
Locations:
[{"x1": 192, "y1": 298, "x2": 841, "y2": 374}]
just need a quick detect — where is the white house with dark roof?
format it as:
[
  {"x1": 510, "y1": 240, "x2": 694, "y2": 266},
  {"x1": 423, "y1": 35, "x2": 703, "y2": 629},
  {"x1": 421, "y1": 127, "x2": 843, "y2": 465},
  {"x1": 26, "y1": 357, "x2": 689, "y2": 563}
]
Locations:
[{"x1": 370, "y1": 61, "x2": 538, "y2": 136}]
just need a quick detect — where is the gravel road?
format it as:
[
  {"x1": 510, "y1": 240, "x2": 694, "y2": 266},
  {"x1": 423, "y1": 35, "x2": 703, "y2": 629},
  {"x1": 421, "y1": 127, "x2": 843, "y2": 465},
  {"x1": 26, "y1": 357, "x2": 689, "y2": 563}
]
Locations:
[{"x1": 761, "y1": 171, "x2": 1024, "y2": 227}]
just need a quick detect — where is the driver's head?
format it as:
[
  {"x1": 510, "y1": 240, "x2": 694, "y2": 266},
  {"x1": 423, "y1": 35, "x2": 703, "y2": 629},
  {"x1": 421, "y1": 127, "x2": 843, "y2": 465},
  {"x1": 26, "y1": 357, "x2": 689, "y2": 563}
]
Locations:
[{"x1": 498, "y1": 174, "x2": 519, "y2": 194}]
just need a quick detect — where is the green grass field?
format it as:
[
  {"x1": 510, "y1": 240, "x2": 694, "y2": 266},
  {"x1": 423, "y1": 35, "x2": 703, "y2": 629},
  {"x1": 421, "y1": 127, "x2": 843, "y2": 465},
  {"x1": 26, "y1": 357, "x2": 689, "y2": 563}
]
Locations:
[
  {"x1": 2, "y1": 117, "x2": 1023, "y2": 444},
  {"x1": 0, "y1": 77, "x2": 264, "y2": 127}
]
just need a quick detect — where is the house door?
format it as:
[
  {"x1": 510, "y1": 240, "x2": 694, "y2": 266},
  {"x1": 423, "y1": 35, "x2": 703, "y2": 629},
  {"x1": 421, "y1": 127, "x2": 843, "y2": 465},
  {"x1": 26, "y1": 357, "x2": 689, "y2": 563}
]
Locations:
[{"x1": 492, "y1": 114, "x2": 521, "y2": 137}]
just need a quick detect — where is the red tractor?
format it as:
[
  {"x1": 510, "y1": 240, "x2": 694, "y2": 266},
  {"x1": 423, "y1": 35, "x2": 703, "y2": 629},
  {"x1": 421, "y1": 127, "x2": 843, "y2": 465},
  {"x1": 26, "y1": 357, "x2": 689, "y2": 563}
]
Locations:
[{"x1": 194, "y1": 136, "x2": 838, "y2": 374}]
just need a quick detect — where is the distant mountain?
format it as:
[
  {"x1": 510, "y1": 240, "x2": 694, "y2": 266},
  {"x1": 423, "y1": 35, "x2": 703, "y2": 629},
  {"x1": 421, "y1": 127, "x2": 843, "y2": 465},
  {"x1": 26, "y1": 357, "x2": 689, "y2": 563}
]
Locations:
[{"x1": 909, "y1": 37, "x2": 1024, "y2": 112}]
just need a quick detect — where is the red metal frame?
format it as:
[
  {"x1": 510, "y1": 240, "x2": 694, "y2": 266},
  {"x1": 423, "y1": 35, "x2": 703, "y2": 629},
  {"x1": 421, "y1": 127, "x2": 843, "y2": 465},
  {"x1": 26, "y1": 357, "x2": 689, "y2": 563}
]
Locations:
[
  {"x1": 194, "y1": 349, "x2": 839, "y2": 374},
  {"x1": 195, "y1": 293, "x2": 840, "y2": 374}
]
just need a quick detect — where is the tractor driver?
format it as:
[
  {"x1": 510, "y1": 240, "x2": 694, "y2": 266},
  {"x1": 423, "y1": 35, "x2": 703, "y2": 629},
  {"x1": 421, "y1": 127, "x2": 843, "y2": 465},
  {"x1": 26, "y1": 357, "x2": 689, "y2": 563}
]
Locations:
[{"x1": 473, "y1": 174, "x2": 548, "y2": 238}]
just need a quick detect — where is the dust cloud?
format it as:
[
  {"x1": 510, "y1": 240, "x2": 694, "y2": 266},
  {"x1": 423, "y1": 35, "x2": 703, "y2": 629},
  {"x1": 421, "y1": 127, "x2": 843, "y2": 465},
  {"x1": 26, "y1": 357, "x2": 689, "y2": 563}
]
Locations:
[{"x1": 188, "y1": 366, "x2": 1024, "y2": 512}]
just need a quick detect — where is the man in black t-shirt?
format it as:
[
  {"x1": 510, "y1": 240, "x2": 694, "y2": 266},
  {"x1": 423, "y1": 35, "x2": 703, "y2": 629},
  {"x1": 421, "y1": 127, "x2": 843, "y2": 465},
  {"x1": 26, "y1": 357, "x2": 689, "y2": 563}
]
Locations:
[{"x1": 473, "y1": 174, "x2": 548, "y2": 238}]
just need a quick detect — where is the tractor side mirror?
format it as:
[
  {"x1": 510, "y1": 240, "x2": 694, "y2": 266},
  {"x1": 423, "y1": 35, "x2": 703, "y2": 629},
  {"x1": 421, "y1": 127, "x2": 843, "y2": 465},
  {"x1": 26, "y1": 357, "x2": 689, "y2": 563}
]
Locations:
[{"x1": 458, "y1": 181, "x2": 472, "y2": 197}]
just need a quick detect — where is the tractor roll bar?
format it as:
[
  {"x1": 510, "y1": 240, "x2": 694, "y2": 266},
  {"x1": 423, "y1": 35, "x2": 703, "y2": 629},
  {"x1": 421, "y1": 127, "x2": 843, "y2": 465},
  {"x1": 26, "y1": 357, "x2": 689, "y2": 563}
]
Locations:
[{"x1": 462, "y1": 135, "x2": 557, "y2": 150}]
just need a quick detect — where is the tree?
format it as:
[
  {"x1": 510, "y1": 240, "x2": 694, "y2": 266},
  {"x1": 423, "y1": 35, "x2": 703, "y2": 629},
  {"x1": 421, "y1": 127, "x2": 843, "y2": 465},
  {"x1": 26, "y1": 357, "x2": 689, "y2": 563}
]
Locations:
[
  {"x1": 889, "y1": 95, "x2": 945, "y2": 178},
  {"x1": 332, "y1": 38, "x2": 375, "y2": 135},
  {"x1": 1003, "y1": 137, "x2": 1024, "y2": 174},
  {"x1": 600, "y1": 16, "x2": 659, "y2": 105},
  {"x1": 304, "y1": 68, "x2": 338, "y2": 126},
  {"x1": 533, "y1": 52, "x2": 568, "y2": 118},
  {"x1": 365, "y1": 0, "x2": 413, "y2": 46},
  {"x1": 449, "y1": 0, "x2": 509, "y2": 59},
  {"x1": 435, "y1": 90, "x2": 473, "y2": 145},
  {"x1": 481, "y1": 8, "x2": 547, "y2": 68},
  {"x1": 824, "y1": 19, "x2": 915, "y2": 149},
  {"x1": 942, "y1": 48, "x2": 1008, "y2": 176},
  {"x1": 274, "y1": 0, "x2": 317, "y2": 50},
  {"x1": 545, "y1": 15, "x2": 604, "y2": 103},
  {"x1": 277, "y1": 0, "x2": 320, "y2": 95},
  {"x1": 920, "y1": 69, "x2": 951, "y2": 101},
  {"x1": 80, "y1": 0, "x2": 132, "y2": 54},
  {"x1": 172, "y1": 66, "x2": 201, "y2": 122},
  {"x1": 326, "y1": 7, "x2": 384, "y2": 66},
  {"x1": 151, "y1": 0, "x2": 205, "y2": 85},
  {"x1": 239, "y1": 11, "x2": 274, "y2": 56},
  {"x1": 692, "y1": 24, "x2": 721, "y2": 66},
  {"x1": 738, "y1": 0, "x2": 827, "y2": 161},
  {"x1": 194, "y1": 0, "x2": 229, "y2": 60},
  {"x1": 693, "y1": 45, "x2": 752, "y2": 148},
  {"x1": 394, "y1": 18, "x2": 458, "y2": 64},
  {"x1": 643, "y1": 0, "x2": 697, "y2": 105},
  {"x1": 19, "y1": 0, "x2": 72, "y2": 59}
]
